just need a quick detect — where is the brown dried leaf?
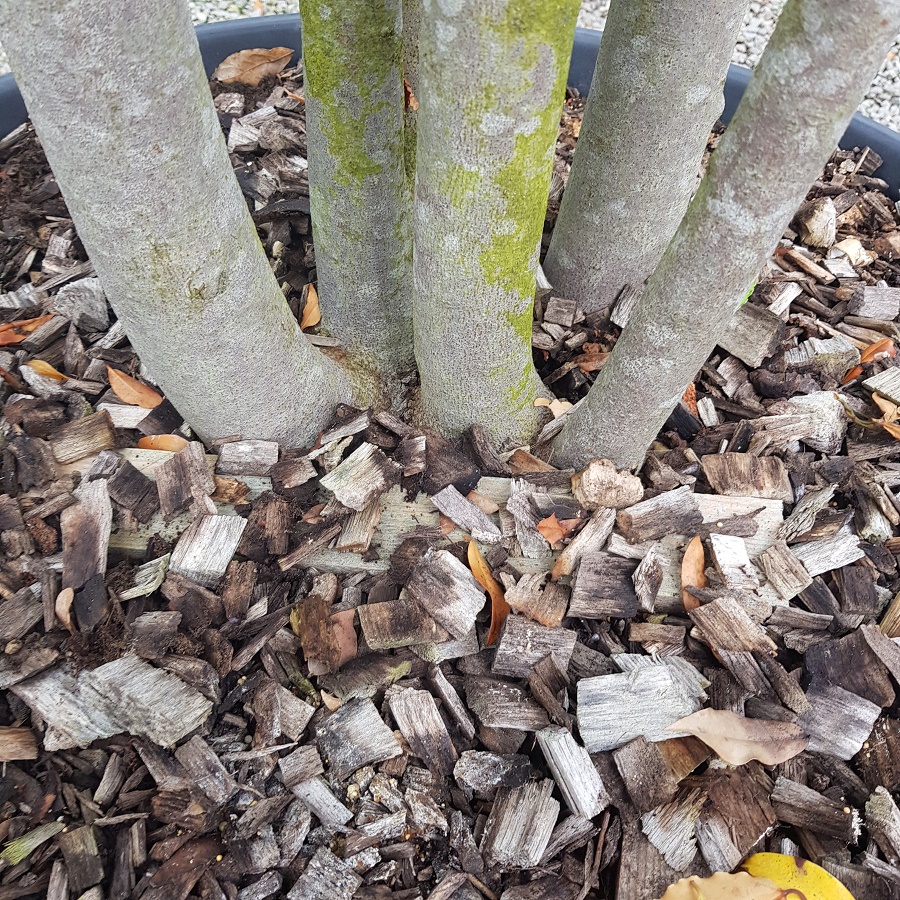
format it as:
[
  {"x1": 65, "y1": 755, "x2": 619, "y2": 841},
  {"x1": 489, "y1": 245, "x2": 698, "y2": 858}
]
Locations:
[
  {"x1": 669, "y1": 708, "x2": 808, "y2": 766},
  {"x1": 537, "y1": 513, "x2": 566, "y2": 546},
  {"x1": 137, "y1": 434, "x2": 189, "y2": 452},
  {"x1": 107, "y1": 366, "x2": 163, "y2": 408},
  {"x1": 657, "y1": 872, "x2": 782, "y2": 900},
  {"x1": 212, "y1": 46, "x2": 293, "y2": 87},
  {"x1": 681, "y1": 535, "x2": 706, "y2": 612},
  {"x1": 467, "y1": 539, "x2": 508, "y2": 647},
  {"x1": 55, "y1": 587, "x2": 75, "y2": 634},
  {"x1": 873, "y1": 391, "x2": 900, "y2": 423},
  {"x1": 24, "y1": 360, "x2": 66, "y2": 382},
  {"x1": 300, "y1": 283, "x2": 321, "y2": 329},
  {"x1": 0, "y1": 314, "x2": 53, "y2": 346}
]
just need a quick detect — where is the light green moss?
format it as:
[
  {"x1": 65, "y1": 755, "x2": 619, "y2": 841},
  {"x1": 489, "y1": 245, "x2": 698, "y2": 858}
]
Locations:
[
  {"x1": 438, "y1": 163, "x2": 482, "y2": 211},
  {"x1": 299, "y1": 0, "x2": 401, "y2": 188}
]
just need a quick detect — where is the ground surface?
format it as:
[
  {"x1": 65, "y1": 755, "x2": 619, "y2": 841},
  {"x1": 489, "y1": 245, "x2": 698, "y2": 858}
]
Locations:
[
  {"x1": 1, "y1": 0, "x2": 900, "y2": 130},
  {"x1": 2, "y1": 57, "x2": 900, "y2": 900}
]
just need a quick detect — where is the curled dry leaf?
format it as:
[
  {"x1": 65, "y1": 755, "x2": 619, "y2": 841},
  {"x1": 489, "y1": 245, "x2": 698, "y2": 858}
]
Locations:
[
  {"x1": 860, "y1": 337, "x2": 896, "y2": 365},
  {"x1": 24, "y1": 360, "x2": 66, "y2": 382},
  {"x1": 212, "y1": 46, "x2": 293, "y2": 87},
  {"x1": 320, "y1": 690, "x2": 342, "y2": 711},
  {"x1": 657, "y1": 871, "x2": 782, "y2": 900},
  {"x1": 137, "y1": 434, "x2": 189, "y2": 452},
  {"x1": 669, "y1": 708, "x2": 808, "y2": 766},
  {"x1": 467, "y1": 538, "x2": 509, "y2": 647},
  {"x1": 681, "y1": 535, "x2": 706, "y2": 611},
  {"x1": 300, "y1": 283, "x2": 321, "y2": 330},
  {"x1": 841, "y1": 364, "x2": 863, "y2": 384},
  {"x1": 107, "y1": 366, "x2": 163, "y2": 408},
  {"x1": 742, "y1": 853, "x2": 856, "y2": 899},
  {"x1": 55, "y1": 587, "x2": 75, "y2": 634}
]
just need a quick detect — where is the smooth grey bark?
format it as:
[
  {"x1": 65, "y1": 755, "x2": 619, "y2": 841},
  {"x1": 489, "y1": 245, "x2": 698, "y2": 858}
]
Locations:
[
  {"x1": 0, "y1": 0, "x2": 348, "y2": 447},
  {"x1": 299, "y1": 0, "x2": 414, "y2": 378},
  {"x1": 413, "y1": 0, "x2": 580, "y2": 447},
  {"x1": 551, "y1": 0, "x2": 900, "y2": 470},
  {"x1": 543, "y1": 0, "x2": 748, "y2": 315}
]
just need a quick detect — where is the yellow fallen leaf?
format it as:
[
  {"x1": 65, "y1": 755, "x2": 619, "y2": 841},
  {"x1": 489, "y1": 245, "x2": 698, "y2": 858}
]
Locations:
[
  {"x1": 107, "y1": 366, "x2": 163, "y2": 408},
  {"x1": 467, "y1": 539, "x2": 508, "y2": 647},
  {"x1": 742, "y1": 853, "x2": 856, "y2": 899},
  {"x1": 137, "y1": 434, "x2": 189, "y2": 452},
  {"x1": 24, "y1": 360, "x2": 66, "y2": 382},
  {"x1": 681, "y1": 535, "x2": 706, "y2": 611},
  {"x1": 212, "y1": 46, "x2": 293, "y2": 87},
  {"x1": 300, "y1": 283, "x2": 321, "y2": 329},
  {"x1": 657, "y1": 871, "x2": 782, "y2": 900}
]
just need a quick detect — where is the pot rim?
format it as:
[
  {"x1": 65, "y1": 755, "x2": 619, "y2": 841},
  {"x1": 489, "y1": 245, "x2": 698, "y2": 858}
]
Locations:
[{"x1": 1, "y1": 15, "x2": 898, "y2": 197}]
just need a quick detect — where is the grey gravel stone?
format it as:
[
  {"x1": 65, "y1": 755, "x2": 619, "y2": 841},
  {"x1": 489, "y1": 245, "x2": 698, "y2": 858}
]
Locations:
[{"x1": 2, "y1": 0, "x2": 900, "y2": 131}]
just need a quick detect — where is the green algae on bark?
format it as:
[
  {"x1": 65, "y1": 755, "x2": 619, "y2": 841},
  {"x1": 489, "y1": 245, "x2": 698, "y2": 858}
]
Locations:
[
  {"x1": 300, "y1": 0, "x2": 414, "y2": 376},
  {"x1": 412, "y1": 0, "x2": 580, "y2": 446},
  {"x1": 0, "y1": 0, "x2": 349, "y2": 446}
]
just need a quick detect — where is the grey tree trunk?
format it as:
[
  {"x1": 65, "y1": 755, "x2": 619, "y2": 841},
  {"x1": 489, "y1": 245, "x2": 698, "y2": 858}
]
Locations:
[
  {"x1": 552, "y1": 0, "x2": 900, "y2": 469},
  {"x1": 543, "y1": 0, "x2": 747, "y2": 315},
  {"x1": 300, "y1": 0, "x2": 414, "y2": 378},
  {"x1": 0, "y1": 0, "x2": 349, "y2": 448},
  {"x1": 413, "y1": 0, "x2": 580, "y2": 446}
]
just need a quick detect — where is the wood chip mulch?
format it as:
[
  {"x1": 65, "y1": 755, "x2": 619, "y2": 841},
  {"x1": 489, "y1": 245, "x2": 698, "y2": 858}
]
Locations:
[{"x1": 3, "y1": 67, "x2": 900, "y2": 900}]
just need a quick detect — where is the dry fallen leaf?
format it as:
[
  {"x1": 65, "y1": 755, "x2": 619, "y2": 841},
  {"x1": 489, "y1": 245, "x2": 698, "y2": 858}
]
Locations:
[
  {"x1": 681, "y1": 535, "x2": 706, "y2": 611},
  {"x1": 466, "y1": 490, "x2": 500, "y2": 516},
  {"x1": 0, "y1": 314, "x2": 53, "y2": 346},
  {"x1": 55, "y1": 587, "x2": 75, "y2": 634},
  {"x1": 107, "y1": 366, "x2": 163, "y2": 408},
  {"x1": 657, "y1": 871, "x2": 782, "y2": 900},
  {"x1": 681, "y1": 382, "x2": 699, "y2": 417},
  {"x1": 212, "y1": 46, "x2": 293, "y2": 87},
  {"x1": 467, "y1": 539, "x2": 509, "y2": 646},
  {"x1": 403, "y1": 77, "x2": 419, "y2": 111},
  {"x1": 842, "y1": 364, "x2": 863, "y2": 384},
  {"x1": 24, "y1": 360, "x2": 66, "y2": 382},
  {"x1": 670, "y1": 708, "x2": 808, "y2": 766},
  {"x1": 533, "y1": 396, "x2": 573, "y2": 418},
  {"x1": 320, "y1": 690, "x2": 342, "y2": 711},
  {"x1": 860, "y1": 337, "x2": 896, "y2": 364},
  {"x1": 300, "y1": 283, "x2": 321, "y2": 330},
  {"x1": 137, "y1": 434, "x2": 189, "y2": 452},
  {"x1": 537, "y1": 513, "x2": 567, "y2": 546}
]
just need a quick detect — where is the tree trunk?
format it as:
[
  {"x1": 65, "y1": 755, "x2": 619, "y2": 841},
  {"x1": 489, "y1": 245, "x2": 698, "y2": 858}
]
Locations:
[
  {"x1": 0, "y1": 0, "x2": 348, "y2": 448},
  {"x1": 413, "y1": 0, "x2": 580, "y2": 446},
  {"x1": 551, "y1": 0, "x2": 900, "y2": 470},
  {"x1": 300, "y1": 0, "x2": 414, "y2": 378},
  {"x1": 543, "y1": 0, "x2": 747, "y2": 315}
]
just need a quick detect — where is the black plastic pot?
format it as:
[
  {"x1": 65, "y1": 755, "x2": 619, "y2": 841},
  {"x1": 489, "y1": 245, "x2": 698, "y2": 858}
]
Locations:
[{"x1": 2, "y1": 15, "x2": 900, "y2": 197}]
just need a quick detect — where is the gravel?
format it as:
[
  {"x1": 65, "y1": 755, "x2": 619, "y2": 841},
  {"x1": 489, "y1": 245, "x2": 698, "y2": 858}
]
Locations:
[{"x1": 2, "y1": 0, "x2": 900, "y2": 131}]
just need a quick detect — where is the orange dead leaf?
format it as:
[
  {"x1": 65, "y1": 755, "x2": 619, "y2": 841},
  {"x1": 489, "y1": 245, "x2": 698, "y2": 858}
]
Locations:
[
  {"x1": 300, "y1": 283, "x2": 321, "y2": 329},
  {"x1": 682, "y1": 382, "x2": 699, "y2": 417},
  {"x1": 842, "y1": 365, "x2": 863, "y2": 384},
  {"x1": 24, "y1": 359, "x2": 66, "y2": 382},
  {"x1": 403, "y1": 78, "x2": 419, "y2": 111},
  {"x1": 137, "y1": 434, "x2": 189, "y2": 452},
  {"x1": 467, "y1": 539, "x2": 509, "y2": 646},
  {"x1": 572, "y1": 348, "x2": 610, "y2": 373},
  {"x1": 107, "y1": 366, "x2": 163, "y2": 408},
  {"x1": 55, "y1": 587, "x2": 75, "y2": 634},
  {"x1": 860, "y1": 337, "x2": 896, "y2": 364},
  {"x1": 212, "y1": 46, "x2": 293, "y2": 87},
  {"x1": 302, "y1": 502, "x2": 327, "y2": 524},
  {"x1": 681, "y1": 535, "x2": 706, "y2": 612},
  {"x1": 537, "y1": 513, "x2": 567, "y2": 546},
  {"x1": 0, "y1": 314, "x2": 53, "y2": 346},
  {"x1": 0, "y1": 367, "x2": 24, "y2": 391}
]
